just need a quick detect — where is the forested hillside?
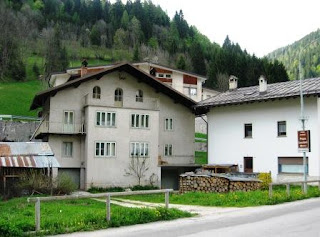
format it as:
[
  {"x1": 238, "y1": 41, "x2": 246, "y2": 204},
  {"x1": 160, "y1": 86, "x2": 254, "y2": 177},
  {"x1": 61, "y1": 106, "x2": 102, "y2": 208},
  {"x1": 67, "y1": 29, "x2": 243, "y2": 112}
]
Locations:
[
  {"x1": 268, "y1": 29, "x2": 320, "y2": 80},
  {"x1": 1, "y1": 0, "x2": 288, "y2": 92}
]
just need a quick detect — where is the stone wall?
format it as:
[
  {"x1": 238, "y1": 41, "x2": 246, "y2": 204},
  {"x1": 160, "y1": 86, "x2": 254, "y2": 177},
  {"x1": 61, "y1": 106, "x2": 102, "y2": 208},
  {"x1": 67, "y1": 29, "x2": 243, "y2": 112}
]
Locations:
[
  {"x1": 0, "y1": 121, "x2": 40, "y2": 142},
  {"x1": 179, "y1": 173, "x2": 261, "y2": 193}
]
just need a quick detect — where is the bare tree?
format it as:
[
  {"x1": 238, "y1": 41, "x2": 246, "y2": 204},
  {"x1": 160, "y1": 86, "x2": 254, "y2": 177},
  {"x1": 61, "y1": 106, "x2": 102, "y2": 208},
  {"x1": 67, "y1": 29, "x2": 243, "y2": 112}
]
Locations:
[{"x1": 124, "y1": 156, "x2": 149, "y2": 186}]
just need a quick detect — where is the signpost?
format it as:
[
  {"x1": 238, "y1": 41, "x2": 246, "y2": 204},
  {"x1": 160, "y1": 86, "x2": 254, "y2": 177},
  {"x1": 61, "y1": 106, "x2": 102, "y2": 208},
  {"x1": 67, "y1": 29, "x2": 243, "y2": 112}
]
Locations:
[{"x1": 298, "y1": 130, "x2": 310, "y2": 152}]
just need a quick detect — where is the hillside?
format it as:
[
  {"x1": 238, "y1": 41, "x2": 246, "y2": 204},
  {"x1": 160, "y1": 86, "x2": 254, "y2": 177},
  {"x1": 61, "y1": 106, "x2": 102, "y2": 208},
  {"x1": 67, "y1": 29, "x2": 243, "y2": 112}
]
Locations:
[
  {"x1": 267, "y1": 29, "x2": 320, "y2": 80},
  {"x1": 0, "y1": 0, "x2": 289, "y2": 116}
]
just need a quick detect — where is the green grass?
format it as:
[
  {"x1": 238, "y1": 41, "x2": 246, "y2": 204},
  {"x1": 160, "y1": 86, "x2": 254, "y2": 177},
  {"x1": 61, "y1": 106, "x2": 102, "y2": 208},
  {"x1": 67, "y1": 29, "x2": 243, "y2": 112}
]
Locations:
[
  {"x1": 0, "y1": 197, "x2": 192, "y2": 236},
  {"x1": 195, "y1": 151, "x2": 207, "y2": 164},
  {"x1": 0, "y1": 80, "x2": 44, "y2": 116},
  {"x1": 122, "y1": 186, "x2": 320, "y2": 207},
  {"x1": 195, "y1": 133, "x2": 207, "y2": 139}
]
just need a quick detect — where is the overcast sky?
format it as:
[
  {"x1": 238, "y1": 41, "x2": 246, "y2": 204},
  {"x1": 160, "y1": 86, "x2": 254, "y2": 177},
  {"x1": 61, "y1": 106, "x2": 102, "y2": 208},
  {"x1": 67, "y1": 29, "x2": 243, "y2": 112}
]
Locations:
[{"x1": 119, "y1": 0, "x2": 320, "y2": 57}]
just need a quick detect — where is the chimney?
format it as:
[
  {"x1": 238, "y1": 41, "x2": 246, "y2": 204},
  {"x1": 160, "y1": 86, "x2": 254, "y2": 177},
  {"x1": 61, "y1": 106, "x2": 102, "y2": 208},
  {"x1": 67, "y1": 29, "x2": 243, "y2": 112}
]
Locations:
[
  {"x1": 259, "y1": 75, "x2": 267, "y2": 94},
  {"x1": 80, "y1": 67, "x2": 88, "y2": 77},
  {"x1": 229, "y1": 75, "x2": 238, "y2": 90}
]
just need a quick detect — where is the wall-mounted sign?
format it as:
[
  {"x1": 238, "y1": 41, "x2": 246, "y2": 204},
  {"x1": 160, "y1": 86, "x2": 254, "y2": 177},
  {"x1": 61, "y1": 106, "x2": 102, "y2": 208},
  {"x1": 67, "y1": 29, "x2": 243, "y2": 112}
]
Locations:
[{"x1": 298, "y1": 130, "x2": 311, "y2": 152}]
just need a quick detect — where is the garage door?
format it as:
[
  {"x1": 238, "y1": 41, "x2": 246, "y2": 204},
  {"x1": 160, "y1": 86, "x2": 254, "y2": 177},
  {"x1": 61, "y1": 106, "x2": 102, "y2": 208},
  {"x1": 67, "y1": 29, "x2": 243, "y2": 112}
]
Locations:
[{"x1": 58, "y1": 168, "x2": 80, "y2": 189}]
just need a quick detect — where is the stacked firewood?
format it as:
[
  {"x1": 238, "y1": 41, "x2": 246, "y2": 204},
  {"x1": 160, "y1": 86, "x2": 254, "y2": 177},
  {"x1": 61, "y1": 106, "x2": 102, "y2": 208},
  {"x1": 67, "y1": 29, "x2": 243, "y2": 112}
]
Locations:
[
  {"x1": 179, "y1": 173, "x2": 261, "y2": 193},
  {"x1": 229, "y1": 181, "x2": 261, "y2": 192}
]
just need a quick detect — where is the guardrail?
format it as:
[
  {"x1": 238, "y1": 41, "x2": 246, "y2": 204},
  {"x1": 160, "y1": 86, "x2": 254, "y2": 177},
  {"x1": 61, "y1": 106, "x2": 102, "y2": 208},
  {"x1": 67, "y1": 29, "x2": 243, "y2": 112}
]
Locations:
[
  {"x1": 268, "y1": 180, "x2": 320, "y2": 198},
  {"x1": 27, "y1": 189, "x2": 173, "y2": 232}
]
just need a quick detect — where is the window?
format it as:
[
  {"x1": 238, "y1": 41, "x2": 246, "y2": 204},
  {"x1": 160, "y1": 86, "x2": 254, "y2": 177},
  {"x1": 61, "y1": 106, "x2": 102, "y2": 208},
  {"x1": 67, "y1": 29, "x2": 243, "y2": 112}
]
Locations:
[
  {"x1": 278, "y1": 121, "x2": 286, "y2": 136},
  {"x1": 278, "y1": 157, "x2": 308, "y2": 174},
  {"x1": 165, "y1": 74, "x2": 171, "y2": 78},
  {"x1": 115, "y1": 88, "x2": 123, "y2": 101},
  {"x1": 130, "y1": 142, "x2": 149, "y2": 157},
  {"x1": 156, "y1": 73, "x2": 172, "y2": 78},
  {"x1": 158, "y1": 73, "x2": 164, "y2": 78},
  {"x1": 244, "y1": 123, "x2": 252, "y2": 138},
  {"x1": 131, "y1": 114, "x2": 149, "y2": 128},
  {"x1": 62, "y1": 142, "x2": 73, "y2": 157},
  {"x1": 93, "y1": 86, "x2": 101, "y2": 99},
  {"x1": 165, "y1": 118, "x2": 173, "y2": 131},
  {"x1": 136, "y1": 90, "x2": 143, "y2": 102},
  {"x1": 63, "y1": 111, "x2": 74, "y2": 133},
  {"x1": 95, "y1": 142, "x2": 116, "y2": 157},
  {"x1": 189, "y1": 88, "x2": 197, "y2": 95},
  {"x1": 164, "y1": 144, "x2": 173, "y2": 156},
  {"x1": 96, "y1": 112, "x2": 116, "y2": 127}
]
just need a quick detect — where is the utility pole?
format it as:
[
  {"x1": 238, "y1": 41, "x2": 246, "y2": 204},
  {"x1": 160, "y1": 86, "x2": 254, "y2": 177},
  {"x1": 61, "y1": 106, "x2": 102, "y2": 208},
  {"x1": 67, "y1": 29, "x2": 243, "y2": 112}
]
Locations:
[{"x1": 299, "y1": 56, "x2": 308, "y2": 193}]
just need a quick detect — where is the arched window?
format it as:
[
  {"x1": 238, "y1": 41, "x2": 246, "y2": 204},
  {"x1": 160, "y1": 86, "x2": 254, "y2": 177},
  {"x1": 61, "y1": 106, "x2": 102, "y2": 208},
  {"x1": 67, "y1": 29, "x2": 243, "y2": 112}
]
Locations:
[
  {"x1": 136, "y1": 90, "x2": 143, "y2": 102},
  {"x1": 115, "y1": 88, "x2": 123, "y2": 101},
  {"x1": 93, "y1": 86, "x2": 101, "y2": 99}
]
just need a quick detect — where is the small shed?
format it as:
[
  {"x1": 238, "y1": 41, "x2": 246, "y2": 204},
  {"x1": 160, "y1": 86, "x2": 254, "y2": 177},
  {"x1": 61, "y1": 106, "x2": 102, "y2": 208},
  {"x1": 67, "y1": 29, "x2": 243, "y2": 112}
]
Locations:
[
  {"x1": 0, "y1": 142, "x2": 60, "y2": 193},
  {"x1": 202, "y1": 164, "x2": 238, "y2": 174}
]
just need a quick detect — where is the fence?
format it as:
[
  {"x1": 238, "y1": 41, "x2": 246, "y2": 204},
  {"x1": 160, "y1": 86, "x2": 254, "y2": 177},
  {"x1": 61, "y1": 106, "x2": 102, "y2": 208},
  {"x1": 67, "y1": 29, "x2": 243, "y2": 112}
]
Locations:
[
  {"x1": 27, "y1": 189, "x2": 173, "y2": 232},
  {"x1": 268, "y1": 180, "x2": 320, "y2": 198}
]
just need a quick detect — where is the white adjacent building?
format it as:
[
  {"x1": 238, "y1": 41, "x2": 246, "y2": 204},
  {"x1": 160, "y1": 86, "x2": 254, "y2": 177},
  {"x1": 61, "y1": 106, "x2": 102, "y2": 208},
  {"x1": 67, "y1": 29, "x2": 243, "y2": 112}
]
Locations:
[
  {"x1": 196, "y1": 76, "x2": 320, "y2": 181},
  {"x1": 31, "y1": 63, "x2": 199, "y2": 190}
]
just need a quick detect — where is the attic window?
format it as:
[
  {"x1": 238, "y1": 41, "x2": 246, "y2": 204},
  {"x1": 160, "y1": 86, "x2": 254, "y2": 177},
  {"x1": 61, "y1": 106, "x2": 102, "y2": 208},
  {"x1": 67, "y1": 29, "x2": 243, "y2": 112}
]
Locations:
[{"x1": 93, "y1": 86, "x2": 101, "y2": 99}]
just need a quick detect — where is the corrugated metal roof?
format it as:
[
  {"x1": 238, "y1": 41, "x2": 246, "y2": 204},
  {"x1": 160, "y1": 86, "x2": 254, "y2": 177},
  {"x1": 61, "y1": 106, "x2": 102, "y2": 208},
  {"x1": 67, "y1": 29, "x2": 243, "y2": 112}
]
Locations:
[
  {"x1": 0, "y1": 142, "x2": 60, "y2": 168},
  {"x1": 0, "y1": 156, "x2": 60, "y2": 168},
  {"x1": 0, "y1": 142, "x2": 54, "y2": 156},
  {"x1": 197, "y1": 77, "x2": 320, "y2": 108}
]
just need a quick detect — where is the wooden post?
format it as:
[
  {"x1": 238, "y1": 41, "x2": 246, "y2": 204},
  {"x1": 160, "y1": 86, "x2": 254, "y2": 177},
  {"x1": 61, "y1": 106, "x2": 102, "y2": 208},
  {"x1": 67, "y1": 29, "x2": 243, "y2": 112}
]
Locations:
[
  {"x1": 106, "y1": 194, "x2": 111, "y2": 221},
  {"x1": 269, "y1": 184, "x2": 273, "y2": 198},
  {"x1": 286, "y1": 184, "x2": 290, "y2": 196},
  {"x1": 301, "y1": 182, "x2": 305, "y2": 194},
  {"x1": 35, "y1": 197, "x2": 41, "y2": 231},
  {"x1": 318, "y1": 181, "x2": 320, "y2": 190},
  {"x1": 165, "y1": 189, "x2": 169, "y2": 208}
]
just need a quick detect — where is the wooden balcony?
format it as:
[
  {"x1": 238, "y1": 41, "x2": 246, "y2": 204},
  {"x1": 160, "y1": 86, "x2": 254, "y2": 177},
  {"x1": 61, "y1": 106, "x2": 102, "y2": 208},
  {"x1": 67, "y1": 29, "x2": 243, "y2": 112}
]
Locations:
[{"x1": 33, "y1": 121, "x2": 85, "y2": 138}]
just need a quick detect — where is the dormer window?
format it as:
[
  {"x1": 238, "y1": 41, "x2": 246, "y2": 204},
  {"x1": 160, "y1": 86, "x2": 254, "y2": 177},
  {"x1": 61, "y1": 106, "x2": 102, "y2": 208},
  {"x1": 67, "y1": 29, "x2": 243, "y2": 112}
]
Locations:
[
  {"x1": 93, "y1": 86, "x2": 101, "y2": 99},
  {"x1": 136, "y1": 90, "x2": 143, "y2": 102}
]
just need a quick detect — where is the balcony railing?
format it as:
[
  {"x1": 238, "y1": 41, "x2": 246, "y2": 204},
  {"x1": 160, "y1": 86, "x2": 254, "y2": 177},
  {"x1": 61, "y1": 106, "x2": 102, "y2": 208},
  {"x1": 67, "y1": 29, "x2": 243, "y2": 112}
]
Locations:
[
  {"x1": 34, "y1": 121, "x2": 85, "y2": 137},
  {"x1": 84, "y1": 94, "x2": 160, "y2": 110}
]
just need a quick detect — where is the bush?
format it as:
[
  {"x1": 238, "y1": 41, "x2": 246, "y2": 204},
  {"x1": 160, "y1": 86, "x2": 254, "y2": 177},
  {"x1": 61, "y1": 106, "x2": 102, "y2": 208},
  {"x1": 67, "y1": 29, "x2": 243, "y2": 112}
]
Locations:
[
  {"x1": 88, "y1": 186, "x2": 125, "y2": 193},
  {"x1": 131, "y1": 185, "x2": 159, "y2": 191},
  {"x1": 54, "y1": 174, "x2": 77, "y2": 195},
  {"x1": 258, "y1": 172, "x2": 272, "y2": 190}
]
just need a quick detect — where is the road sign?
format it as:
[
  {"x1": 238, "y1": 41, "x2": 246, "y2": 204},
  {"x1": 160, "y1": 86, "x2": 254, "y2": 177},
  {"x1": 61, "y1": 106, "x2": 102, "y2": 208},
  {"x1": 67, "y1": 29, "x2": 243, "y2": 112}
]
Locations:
[{"x1": 298, "y1": 130, "x2": 310, "y2": 152}]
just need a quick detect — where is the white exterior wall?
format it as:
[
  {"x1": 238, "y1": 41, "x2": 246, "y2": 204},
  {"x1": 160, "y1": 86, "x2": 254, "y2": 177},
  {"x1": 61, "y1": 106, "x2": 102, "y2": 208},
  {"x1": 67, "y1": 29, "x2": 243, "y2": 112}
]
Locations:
[
  {"x1": 207, "y1": 97, "x2": 319, "y2": 181},
  {"x1": 44, "y1": 70, "x2": 195, "y2": 189},
  {"x1": 171, "y1": 71, "x2": 184, "y2": 94}
]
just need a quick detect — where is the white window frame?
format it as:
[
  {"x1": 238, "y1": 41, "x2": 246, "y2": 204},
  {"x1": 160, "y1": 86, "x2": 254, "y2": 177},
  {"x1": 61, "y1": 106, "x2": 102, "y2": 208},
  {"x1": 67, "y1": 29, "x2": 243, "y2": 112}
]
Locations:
[
  {"x1": 62, "y1": 142, "x2": 73, "y2": 157},
  {"x1": 96, "y1": 111, "x2": 116, "y2": 127},
  {"x1": 156, "y1": 72, "x2": 172, "y2": 78},
  {"x1": 165, "y1": 118, "x2": 173, "y2": 131},
  {"x1": 164, "y1": 144, "x2": 173, "y2": 157},
  {"x1": 131, "y1": 114, "x2": 149, "y2": 128},
  {"x1": 130, "y1": 142, "x2": 149, "y2": 157},
  {"x1": 95, "y1": 141, "x2": 116, "y2": 157}
]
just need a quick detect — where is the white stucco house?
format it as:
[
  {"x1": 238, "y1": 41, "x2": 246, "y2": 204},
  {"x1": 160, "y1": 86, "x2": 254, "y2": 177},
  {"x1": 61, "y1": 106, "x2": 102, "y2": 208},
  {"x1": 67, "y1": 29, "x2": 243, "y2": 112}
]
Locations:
[
  {"x1": 30, "y1": 63, "x2": 200, "y2": 190},
  {"x1": 196, "y1": 75, "x2": 320, "y2": 181}
]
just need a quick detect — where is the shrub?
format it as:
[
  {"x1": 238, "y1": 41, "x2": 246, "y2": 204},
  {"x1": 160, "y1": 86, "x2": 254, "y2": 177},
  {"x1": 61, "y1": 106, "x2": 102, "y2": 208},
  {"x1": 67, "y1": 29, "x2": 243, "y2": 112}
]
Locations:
[
  {"x1": 131, "y1": 185, "x2": 159, "y2": 191},
  {"x1": 54, "y1": 174, "x2": 77, "y2": 195},
  {"x1": 258, "y1": 172, "x2": 272, "y2": 190},
  {"x1": 88, "y1": 186, "x2": 125, "y2": 193}
]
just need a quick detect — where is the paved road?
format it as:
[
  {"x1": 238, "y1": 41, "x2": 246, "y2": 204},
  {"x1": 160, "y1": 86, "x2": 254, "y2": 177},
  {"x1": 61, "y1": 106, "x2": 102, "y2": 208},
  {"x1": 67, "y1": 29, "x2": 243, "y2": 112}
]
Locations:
[{"x1": 56, "y1": 198, "x2": 320, "y2": 237}]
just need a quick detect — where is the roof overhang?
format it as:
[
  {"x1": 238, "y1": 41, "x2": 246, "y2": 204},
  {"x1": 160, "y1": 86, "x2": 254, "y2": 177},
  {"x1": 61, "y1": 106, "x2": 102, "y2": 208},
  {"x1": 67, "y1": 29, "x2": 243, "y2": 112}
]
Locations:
[{"x1": 0, "y1": 156, "x2": 60, "y2": 168}]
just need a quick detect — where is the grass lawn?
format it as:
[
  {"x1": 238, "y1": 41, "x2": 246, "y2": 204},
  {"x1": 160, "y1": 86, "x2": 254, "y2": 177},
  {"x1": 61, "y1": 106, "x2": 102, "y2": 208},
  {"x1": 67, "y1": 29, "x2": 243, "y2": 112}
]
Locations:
[
  {"x1": 122, "y1": 185, "x2": 320, "y2": 207},
  {"x1": 0, "y1": 80, "x2": 44, "y2": 116},
  {"x1": 195, "y1": 132, "x2": 207, "y2": 139},
  {"x1": 0, "y1": 197, "x2": 192, "y2": 237},
  {"x1": 195, "y1": 151, "x2": 207, "y2": 164}
]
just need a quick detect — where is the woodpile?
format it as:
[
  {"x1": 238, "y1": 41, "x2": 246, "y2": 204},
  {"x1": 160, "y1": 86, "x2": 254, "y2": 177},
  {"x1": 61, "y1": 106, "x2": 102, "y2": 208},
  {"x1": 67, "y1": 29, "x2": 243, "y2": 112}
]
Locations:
[
  {"x1": 179, "y1": 173, "x2": 261, "y2": 193},
  {"x1": 229, "y1": 181, "x2": 261, "y2": 192}
]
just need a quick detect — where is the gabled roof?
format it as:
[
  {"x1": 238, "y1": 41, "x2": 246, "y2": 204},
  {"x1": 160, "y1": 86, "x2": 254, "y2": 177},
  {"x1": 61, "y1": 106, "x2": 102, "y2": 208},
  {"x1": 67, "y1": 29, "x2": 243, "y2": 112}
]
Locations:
[
  {"x1": 30, "y1": 63, "x2": 197, "y2": 111},
  {"x1": 134, "y1": 61, "x2": 207, "y2": 81},
  {"x1": 196, "y1": 77, "x2": 320, "y2": 113}
]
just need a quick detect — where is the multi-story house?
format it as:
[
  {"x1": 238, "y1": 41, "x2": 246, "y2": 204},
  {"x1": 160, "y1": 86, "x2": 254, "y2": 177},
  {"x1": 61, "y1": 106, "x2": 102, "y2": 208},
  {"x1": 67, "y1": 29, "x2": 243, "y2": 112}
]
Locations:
[
  {"x1": 196, "y1": 75, "x2": 320, "y2": 181},
  {"x1": 48, "y1": 61, "x2": 217, "y2": 102},
  {"x1": 31, "y1": 63, "x2": 198, "y2": 189}
]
